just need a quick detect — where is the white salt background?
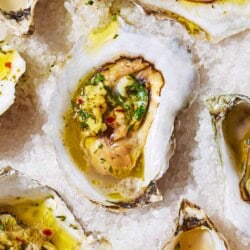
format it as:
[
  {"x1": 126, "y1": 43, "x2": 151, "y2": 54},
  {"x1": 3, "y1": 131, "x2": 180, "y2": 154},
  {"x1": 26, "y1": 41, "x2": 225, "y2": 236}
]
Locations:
[{"x1": 0, "y1": 0, "x2": 250, "y2": 249}]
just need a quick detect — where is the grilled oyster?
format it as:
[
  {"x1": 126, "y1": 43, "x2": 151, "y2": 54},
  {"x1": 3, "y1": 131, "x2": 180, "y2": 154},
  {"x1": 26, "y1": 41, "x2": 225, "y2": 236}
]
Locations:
[
  {"x1": 134, "y1": 0, "x2": 250, "y2": 43},
  {"x1": 0, "y1": 44, "x2": 26, "y2": 116},
  {"x1": 0, "y1": 167, "x2": 111, "y2": 249},
  {"x1": 0, "y1": 0, "x2": 39, "y2": 35},
  {"x1": 163, "y1": 199, "x2": 229, "y2": 250},
  {"x1": 206, "y1": 94, "x2": 250, "y2": 236},
  {"x1": 47, "y1": 25, "x2": 197, "y2": 210}
]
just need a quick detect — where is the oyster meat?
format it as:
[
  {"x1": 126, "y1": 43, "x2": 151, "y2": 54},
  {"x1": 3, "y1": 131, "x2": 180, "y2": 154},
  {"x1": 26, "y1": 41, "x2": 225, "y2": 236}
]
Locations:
[
  {"x1": 0, "y1": 167, "x2": 111, "y2": 249},
  {"x1": 206, "y1": 95, "x2": 250, "y2": 236},
  {"x1": 134, "y1": 0, "x2": 250, "y2": 43},
  {"x1": 0, "y1": 0, "x2": 39, "y2": 35},
  {"x1": 163, "y1": 199, "x2": 229, "y2": 250},
  {"x1": 47, "y1": 24, "x2": 197, "y2": 210},
  {"x1": 0, "y1": 44, "x2": 26, "y2": 116}
]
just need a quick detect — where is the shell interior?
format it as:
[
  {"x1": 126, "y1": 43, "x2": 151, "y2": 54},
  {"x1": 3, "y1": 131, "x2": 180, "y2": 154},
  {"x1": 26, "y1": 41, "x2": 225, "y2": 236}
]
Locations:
[
  {"x1": 46, "y1": 25, "x2": 197, "y2": 209},
  {"x1": 0, "y1": 44, "x2": 26, "y2": 116},
  {"x1": 206, "y1": 94, "x2": 250, "y2": 237},
  {"x1": 134, "y1": 0, "x2": 250, "y2": 43},
  {"x1": 0, "y1": 167, "x2": 111, "y2": 249},
  {"x1": 163, "y1": 199, "x2": 229, "y2": 250}
]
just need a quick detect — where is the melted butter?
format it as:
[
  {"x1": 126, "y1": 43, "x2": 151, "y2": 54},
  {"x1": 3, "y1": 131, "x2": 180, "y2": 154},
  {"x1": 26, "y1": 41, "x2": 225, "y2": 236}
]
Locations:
[
  {"x1": 222, "y1": 103, "x2": 250, "y2": 175},
  {"x1": 174, "y1": 228, "x2": 215, "y2": 250},
  {"x1": 0, "y1": 199, "x2": 79, "y2": 250},
  {"x1": 107, "y1": 192, "x2": 124, "y2": 200},
  {"x1": 62, "y1": 73, "x2": 144, "y2": 202},
  {"x1": 0, "y1": 50, "x2": 13, "y2": 80},
  {"x1": 87, "y1": 17, "x2": 119, "y2": 53},
  {"x1": 152, "y1": 9, "x2": 209, "y2": 39}
]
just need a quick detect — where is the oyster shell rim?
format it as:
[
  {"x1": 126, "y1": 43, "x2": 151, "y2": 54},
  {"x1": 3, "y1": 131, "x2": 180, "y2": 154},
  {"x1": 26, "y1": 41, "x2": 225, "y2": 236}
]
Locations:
[
  {"x1": 163, "y1": 198, "x2": 230, "y2": 250},
  {"x1": 205, "y1": 94, "x2": 250, "y2": 237},
  {"x1": 132, "y1": 0, "x2": 250, "y2": 44},
  {"x1": 0, "y1": 166, "x2": 112, "y2": 249},
  {"x1": 0, "y1": 0, "x2": 39, "y2": 35},
  {"x1": 46, "y1": 26, "x2": 198, "y2": 211}
]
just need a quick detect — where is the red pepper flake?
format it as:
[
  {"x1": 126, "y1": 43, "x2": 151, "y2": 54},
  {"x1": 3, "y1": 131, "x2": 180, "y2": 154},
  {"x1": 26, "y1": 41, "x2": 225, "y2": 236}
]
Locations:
[
  {"x1": 106, "y1": 117, "x2": 115, "y2": 123},
  {"x1": 116, "y1": 109, "x2": 124, "y2": 112},
  {"x1": 77, "y1": 98, "x2": 83, "y2": 105},
  {"x1": 16, "y1": 237, "x2": 25, "y2": 243},
  {"x1": 42, "y1": 229, "x2": 53, "y2": 237},
  {"x1": 5, "y1": 62, "x2": 12, "y2": 69}
]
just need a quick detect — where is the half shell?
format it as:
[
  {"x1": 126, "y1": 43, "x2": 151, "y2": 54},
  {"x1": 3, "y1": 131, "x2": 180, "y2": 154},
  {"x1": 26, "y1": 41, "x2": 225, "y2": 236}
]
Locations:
[
  {"x1": 206, "y1": 94, "x2": 250, "y2": 237},
  {"x1": 0, "y1": 0, "x2": 39, "y2": 35},
  {"x1": 0, "y1": 44, "x2": 26, "y2": 116},
  {"x1": 133, "y1": 0, "x2": 250, "y2": 43},
  {"x1": 163, "y1": 199, "x2": 229, "y2": 250},
  {"x1": 46, "y1": 25, "x2": 197, "y2": 210},
  {"x1": 0, "y1": 166, "x2": 111, "y2": 249}
]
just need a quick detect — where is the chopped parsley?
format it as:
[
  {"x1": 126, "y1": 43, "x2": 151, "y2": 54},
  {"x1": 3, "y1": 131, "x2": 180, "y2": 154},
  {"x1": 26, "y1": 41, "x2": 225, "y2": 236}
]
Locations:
[
  {"x1": 72, "y1": 72, "x2": 149, "y2": 138},
  {"x1": 246, "y1": 138, "x2": 250, "y2": 145},
  {"x1": 69, "y1": 224, "x2": 78, "y2": 230},
  {"x1": 91, "y1": 73, "x2": 105, "y2": 85},
  {"x1": 86, "y1": 0, "x2": 94, "y2": 5},
  {"x1": 0, "y1": 222, "x2": 4, "y2": 231},
  {"x1": 127, "y1": 76, "x2": 148, "y2": 121},
  {"x1": 56, "y1": 215, "x2": 66, "y2": 221},
  {"x1": 133, "y1": 105, "x2": 147, "y2": 120}
]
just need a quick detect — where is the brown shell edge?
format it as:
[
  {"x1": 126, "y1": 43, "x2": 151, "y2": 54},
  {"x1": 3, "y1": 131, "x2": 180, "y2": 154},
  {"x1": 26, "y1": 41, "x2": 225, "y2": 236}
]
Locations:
[
  {"x1": 0, "y1": 0, "x2": 39, "y2": 35},
  {"x1": 176, "y1": 199, "x2": 230, "y2": 249}
]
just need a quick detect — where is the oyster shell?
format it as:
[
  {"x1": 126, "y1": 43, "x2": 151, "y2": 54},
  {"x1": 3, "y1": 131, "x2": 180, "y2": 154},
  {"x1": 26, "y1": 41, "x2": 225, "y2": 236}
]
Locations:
[
  {"x1": 0, "y1": 0, "x2": 39, "y2": 35},
  {"x1": 0, "y1": 166, "x2": 111, "y2": 249},
  {"x1": 133, "y1": 0, "x2": 250, "y2": 43},
  {"x1": 206, "y1": 94, "x2": 250, "y2": 236},
  {"x1": 0, "y1": 44, "x2": 26, "y2": 116},
  {"x1": 47, "y1": 25, "x2": 197, "y2": 210},
  {"x1": 163, "y1": 199, "x2": 229, "y2": 250}
]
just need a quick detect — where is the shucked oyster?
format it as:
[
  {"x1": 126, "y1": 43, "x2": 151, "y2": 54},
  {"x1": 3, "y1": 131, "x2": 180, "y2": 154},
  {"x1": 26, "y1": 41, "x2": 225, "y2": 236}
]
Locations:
[
  {"x1": 0, "y1": 44, "x2": 26, "y2": 116},
  {"x1": 206, "y1": 95, "x2": 250, "y2": 236},
  {"x1": 0, "y1": 167, "x2": 111, "y2": 249},
  {"x1": 163, "y1": 199, "x2": 229, "y2": 250},
  {"x1": 134, "y1": 0, "x2": 250, "y2": 43},
  {"x1": 47, "y1": 24, "x2": 197, "y2": 210},
  {"x1": 0, "y1": 0, "x2": 39, "y2": 35}
]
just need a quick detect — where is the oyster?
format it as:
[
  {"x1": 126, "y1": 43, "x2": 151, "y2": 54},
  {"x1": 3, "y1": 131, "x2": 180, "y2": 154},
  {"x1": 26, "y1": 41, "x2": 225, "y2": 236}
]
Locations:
[
  {"x1": 133, "y1": 0, "x2": 250, "y2": 43},
  {"x1": 163, "y1": 199, "x2": 229, "y2": 250},
  {"x1": 0, "y1": 44, "x2": 26, "y2": 116},
  {"x1": 0, "y1": 166, "x2": 111, "y2": 249},
  {"x1": 0, "y1": 0, "x2": 39, "y2": 35},
  {"x1": 47, "y1": 25, "x2": 197, "y2": 210},
  {"x1": 206, "y1": 95, "x2": 250, "y2": 236}
]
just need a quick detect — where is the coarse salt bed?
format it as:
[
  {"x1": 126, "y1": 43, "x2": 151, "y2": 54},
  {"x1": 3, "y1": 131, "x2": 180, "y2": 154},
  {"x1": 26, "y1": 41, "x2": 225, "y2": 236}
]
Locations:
[{"x1": 0, "y1": 0, "x2": 249, "y2": 249}]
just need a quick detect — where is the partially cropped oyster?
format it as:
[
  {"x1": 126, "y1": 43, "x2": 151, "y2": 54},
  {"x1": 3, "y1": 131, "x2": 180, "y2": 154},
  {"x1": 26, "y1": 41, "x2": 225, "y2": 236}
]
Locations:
[
  {"x1": 133, "y1": 0, "x2": 250, "y2": 43},
  {"x1": 206, "y1": 95, "x2": 250, "y2": 236},
  {"x1": 47, "y1": 24, "x2": 197, "y2": 210},
  {"x1": 0, "y1": 167, "x2": 111, "y2": 249},
  {"x1": 0, "y1": 44, "x2": 26, "y2": 116},
  {"x1": 163, "y1": 199, "x2": 229, "y2": 250},
  {"x1": 0, "y1": 0, "x2": 39, "y2": 35}
]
